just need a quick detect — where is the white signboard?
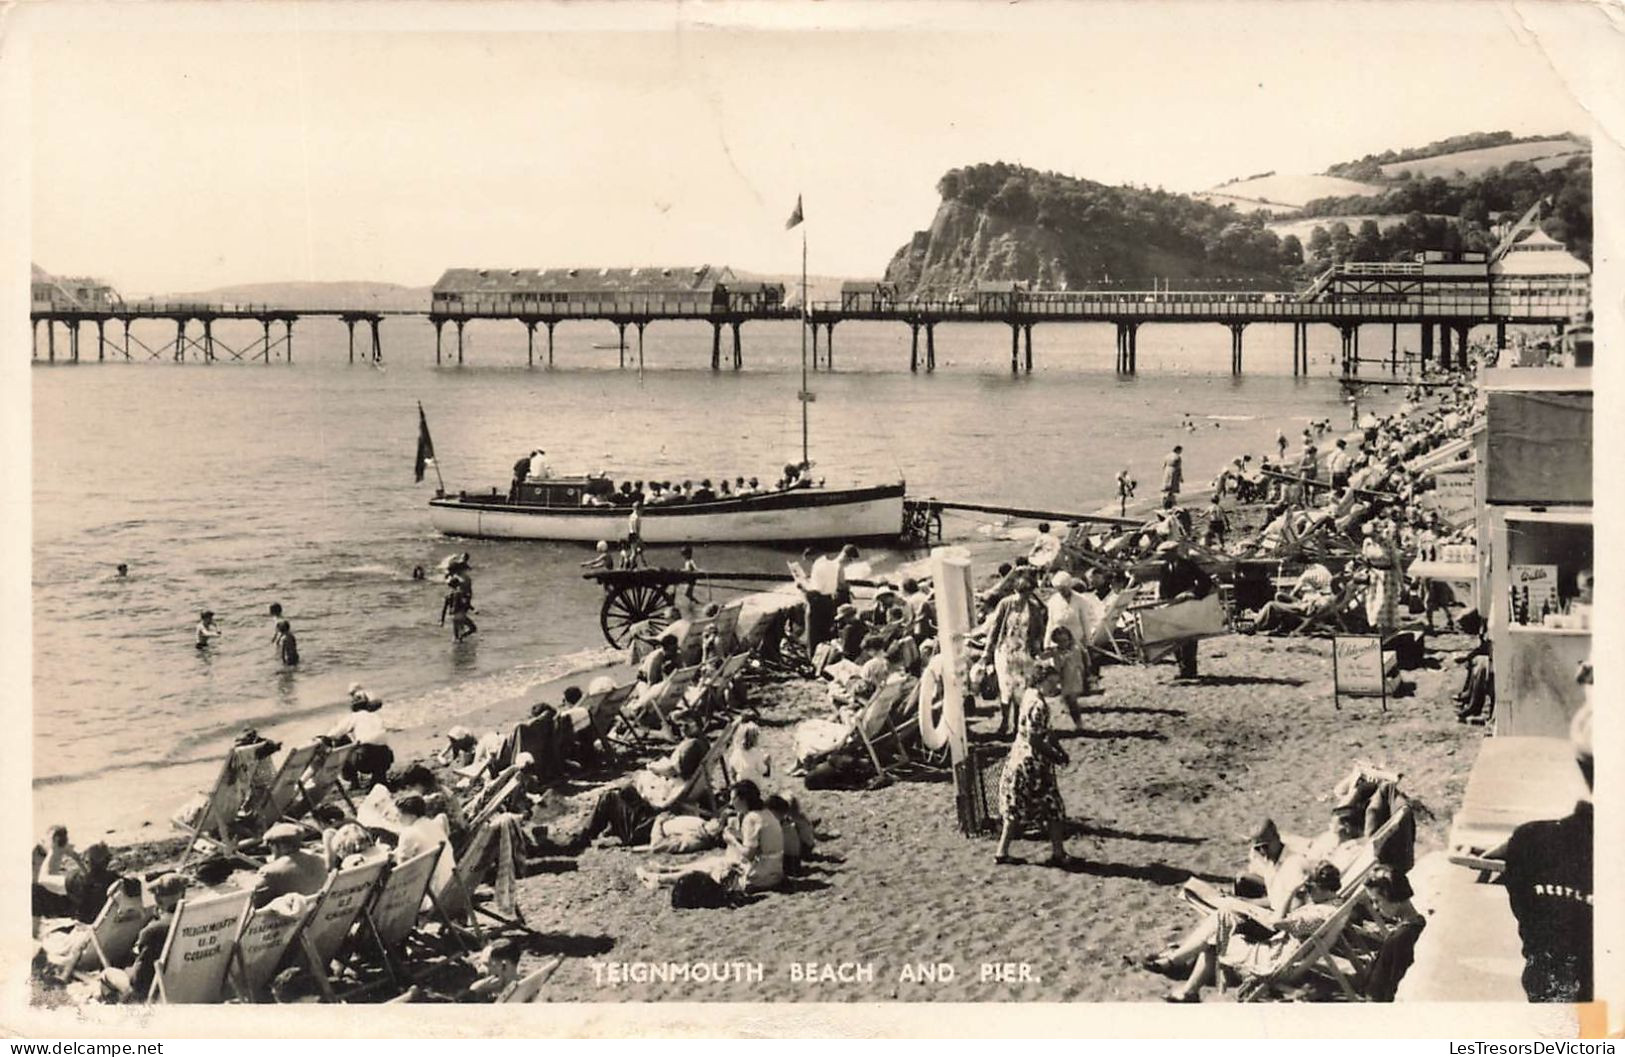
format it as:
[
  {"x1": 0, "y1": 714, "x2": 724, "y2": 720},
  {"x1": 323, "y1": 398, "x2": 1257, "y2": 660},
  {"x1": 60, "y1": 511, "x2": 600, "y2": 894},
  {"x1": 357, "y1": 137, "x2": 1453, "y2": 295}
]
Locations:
[
  {"x1": 1509, "y1": 564, "x2": 1560, "y2": 624},
  {"x1": 1423, "y1": 469, "x2": 1477, "y2": 526},
  {"x1": 1332, "y1": 636, "x2": 1392, "y2": 709}
]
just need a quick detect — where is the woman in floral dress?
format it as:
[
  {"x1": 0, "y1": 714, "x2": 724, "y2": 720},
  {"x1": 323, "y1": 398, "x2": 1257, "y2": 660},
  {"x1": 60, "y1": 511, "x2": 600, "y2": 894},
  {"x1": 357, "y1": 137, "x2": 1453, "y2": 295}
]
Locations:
[
  {"x1": 994, "y1": 659, "x2": 1076, "y2": 867},
  {"x1": 1362, "y1": 519, "x2": 1401, "y2": 635},
  {"x1": 979, "y1": 570, "x2": 1048, "y2": 737}
]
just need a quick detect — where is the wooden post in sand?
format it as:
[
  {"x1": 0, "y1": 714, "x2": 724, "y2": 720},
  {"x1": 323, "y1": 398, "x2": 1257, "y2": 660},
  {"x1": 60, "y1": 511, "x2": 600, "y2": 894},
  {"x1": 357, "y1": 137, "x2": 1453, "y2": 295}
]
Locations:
[{"x1": 930, "y1": 545, "x2": 974, "y2": 766}]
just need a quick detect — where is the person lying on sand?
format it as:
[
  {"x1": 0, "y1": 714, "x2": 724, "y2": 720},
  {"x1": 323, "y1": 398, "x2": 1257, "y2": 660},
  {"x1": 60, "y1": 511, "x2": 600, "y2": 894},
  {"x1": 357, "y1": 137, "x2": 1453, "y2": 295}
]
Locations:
[{"x1": 634, "y1": 780, "x2": 784, "y2": 897}]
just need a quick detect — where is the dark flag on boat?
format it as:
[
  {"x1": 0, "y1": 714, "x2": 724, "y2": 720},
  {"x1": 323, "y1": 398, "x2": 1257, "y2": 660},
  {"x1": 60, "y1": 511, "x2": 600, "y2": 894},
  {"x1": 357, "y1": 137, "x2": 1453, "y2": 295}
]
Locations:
[
  {"x1": 785, "y1": 195, "x2": 803, "y2": 230},
  {"x1": 414, "y1": 402, "x2": 436, "y2": 483}
]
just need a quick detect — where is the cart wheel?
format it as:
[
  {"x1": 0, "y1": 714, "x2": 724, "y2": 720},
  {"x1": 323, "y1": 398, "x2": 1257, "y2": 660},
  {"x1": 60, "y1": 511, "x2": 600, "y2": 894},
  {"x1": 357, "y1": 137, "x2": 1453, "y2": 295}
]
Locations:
[{"x1": 600, "y1": 583, "x2": 675, "y2": 647}]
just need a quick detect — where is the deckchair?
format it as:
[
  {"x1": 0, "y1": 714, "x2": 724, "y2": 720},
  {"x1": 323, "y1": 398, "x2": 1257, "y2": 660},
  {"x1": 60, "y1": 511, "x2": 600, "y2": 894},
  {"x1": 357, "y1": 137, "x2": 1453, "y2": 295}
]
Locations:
[
  {"x1": 440, "y1": 816, "x2": 534, "y2": 937},
  {"x1": 581, "y1": 682, "x2": 643, "y2": 753},
  {"x1": 676, "y1": 617, "x2": 714, "y2": 666},
  {"x1": 228, "y1": 891, "x2": 319, "y2": 1002},
  {"x1": 645, "y1": 717, "x2": 740, "y2": 812},
  {"x1": 174, "y1": 745, "x2": 268, "y2": 867},
  {"x1": 636, "y1": 664, "x2": 701, "y2": 732},
  {"x1": 848, "y1": 677, "x2": 922, "y2": 782},
  {"x1": 461, "y1": 764, "x2": 526, "y2": 838},
  {"x1": 146, "y1": 888, "x2": 254, "y2": 1004},
  {"x1": 77, "y1": 884, "x2": 154, "y2": 973},
  {"x1": 1236, "y1": 889, "x2": 1373, "y2": 1002},
  {"x1": 294, "y1": 741, "x2": 359, "y2": 818},
  {"x1": 688, "y1": 652, "x2": 753, "y2": 725},
  {"x1": 712, "y1": 603, "x2": 744, "y2": 658},
  {"x1": 1086, "y1": 590, "x2": 1139, "y2": 667},
  {"x1": 1287, "y1": 578, "x2": 1365, "y2": 636},
  {"x1": 500, "y1": 955, "x2": 566, "y2": 1002},
  {"x1": 357, "y1": 847, "x2": 458, "y2": 987},
  {"x1": 1335, "y1": 803, "x2": 1411, "y2": 900},
  {"x1": 297, "y1": 856, "x2": 390, "y2": 1001},
  {"x1": 244, "y1": 742, "x2": 324, "y2": 834},
  {"x1": 1136, "y1": 593, "x2": 1229, "y2": 664}
]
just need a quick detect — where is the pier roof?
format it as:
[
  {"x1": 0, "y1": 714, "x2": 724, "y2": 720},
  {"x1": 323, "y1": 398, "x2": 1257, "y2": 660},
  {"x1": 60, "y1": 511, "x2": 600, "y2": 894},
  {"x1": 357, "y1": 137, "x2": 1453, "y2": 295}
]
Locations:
[{"x1": 433, "y1": 265, "x2": 737, "y2": 294}]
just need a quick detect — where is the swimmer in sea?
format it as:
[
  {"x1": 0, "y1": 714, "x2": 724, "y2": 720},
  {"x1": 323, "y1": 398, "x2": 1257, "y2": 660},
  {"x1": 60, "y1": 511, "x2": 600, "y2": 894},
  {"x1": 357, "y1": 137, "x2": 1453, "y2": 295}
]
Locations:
[
  {"x1": 196, "y1": 610, "x2": 222, "y2": 650},
  {"x1": 276, "y1": 619, "x2": 299, "y2": 665},
  {"x1": 269, "y1": 603, "x2": 285, "y2": 650},
  {"x1": 412, "y1": 565, "x2": 425, "y2": 581},
  {"x1": 115, "y1": 563, "x2": 128, "y2": 578}
]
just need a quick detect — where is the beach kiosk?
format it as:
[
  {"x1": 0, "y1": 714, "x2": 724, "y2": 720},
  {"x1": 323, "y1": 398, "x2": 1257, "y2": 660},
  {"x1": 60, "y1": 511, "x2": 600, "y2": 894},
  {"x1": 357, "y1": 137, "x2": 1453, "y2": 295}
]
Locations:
[
  {"x1": 1405, "y1": 367, "x2": 1594, "y2": 1003},
  {"x1": 1478, "y1": 368, "x2": 1592, "y2": 738}
]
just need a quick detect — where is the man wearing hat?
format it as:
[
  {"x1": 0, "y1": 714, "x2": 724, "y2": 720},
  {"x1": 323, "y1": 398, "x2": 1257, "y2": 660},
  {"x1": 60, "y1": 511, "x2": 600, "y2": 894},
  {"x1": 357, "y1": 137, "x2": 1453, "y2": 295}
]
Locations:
[
  {"x1": 1498, "y1": 689, "x2": 1594, "y2": 1002},
  {"x1": 253, "y1": 823, "x2": 329, "y2": 908},
  {"x1": 1151, "y1": 540, "x2": 1214, "y2": 680},
  {"x1": 1237, "y1": 818, "x2": 1308, "y2": 914},
  {"x1": 129, "y1": 873, "x2": 188, "y2": 998}
]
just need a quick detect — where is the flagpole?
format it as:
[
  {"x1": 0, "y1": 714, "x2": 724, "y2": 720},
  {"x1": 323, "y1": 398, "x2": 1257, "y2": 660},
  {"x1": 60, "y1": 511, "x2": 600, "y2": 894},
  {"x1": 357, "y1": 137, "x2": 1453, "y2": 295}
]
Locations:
[{"x1": 800, "y1": 224, "x2": 810, "y2": 469}]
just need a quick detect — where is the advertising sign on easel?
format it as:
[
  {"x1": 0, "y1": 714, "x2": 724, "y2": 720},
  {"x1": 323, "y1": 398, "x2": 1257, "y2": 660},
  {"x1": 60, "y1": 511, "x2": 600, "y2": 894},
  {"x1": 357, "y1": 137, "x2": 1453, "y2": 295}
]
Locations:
[{"x1": 1332, "y1": 636, "x2": 1391, "y2": 712}]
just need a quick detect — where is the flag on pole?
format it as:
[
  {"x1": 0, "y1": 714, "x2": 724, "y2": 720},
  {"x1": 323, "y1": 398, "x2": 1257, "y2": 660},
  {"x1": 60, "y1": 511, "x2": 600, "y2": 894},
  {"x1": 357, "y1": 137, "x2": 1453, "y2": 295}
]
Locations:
[
  {"x1": 414, "y1": 402, "x2": 436, "y2": 483},
  {"x1": 785, "y1": 195, "x2": 804, "y2": 230}
]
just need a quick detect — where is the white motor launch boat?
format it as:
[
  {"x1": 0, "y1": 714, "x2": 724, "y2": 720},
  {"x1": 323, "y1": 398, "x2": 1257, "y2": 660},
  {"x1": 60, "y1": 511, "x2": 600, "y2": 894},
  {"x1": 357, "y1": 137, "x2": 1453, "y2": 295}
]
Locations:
[{"x1": 430, "y1": 476, "x2": 906, "y2": 543}]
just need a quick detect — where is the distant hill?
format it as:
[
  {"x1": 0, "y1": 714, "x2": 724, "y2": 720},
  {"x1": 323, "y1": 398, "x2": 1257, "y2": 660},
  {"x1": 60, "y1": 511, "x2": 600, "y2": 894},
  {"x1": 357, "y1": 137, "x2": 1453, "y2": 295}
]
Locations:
[
  {"x1": 1377, "y1": 138, "x2": 1588, "y2": 179},
  {"x1": 1265, "y1": 213, "x2": 1452, "y2": 247},
  {"x1": 1193, "y1": 173, "x2": 1384, "y2": 214},
  {"x1": 154, "y1": 281, "x2": 431, "y2": 311},
  {"x1": 1325, "y1": 130, "x2": 1587, "y2": 180}
]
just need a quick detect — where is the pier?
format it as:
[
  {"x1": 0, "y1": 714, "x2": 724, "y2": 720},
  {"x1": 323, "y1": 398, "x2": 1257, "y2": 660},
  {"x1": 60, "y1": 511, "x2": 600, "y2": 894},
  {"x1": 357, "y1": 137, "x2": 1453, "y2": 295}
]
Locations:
[
  {"x1": 32, "y1": 244, "x2": 1588, "y2": 374},
  {"x1": 28, "y1": 301, "x2": 418, "y2": 366}
]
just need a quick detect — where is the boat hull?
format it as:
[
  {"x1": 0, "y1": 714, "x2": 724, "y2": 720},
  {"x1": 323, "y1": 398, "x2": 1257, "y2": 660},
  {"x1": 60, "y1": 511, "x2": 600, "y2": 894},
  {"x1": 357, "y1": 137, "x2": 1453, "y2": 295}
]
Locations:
[{"x1": 429, "y1": 484, "x2": 906, "y2": 544}]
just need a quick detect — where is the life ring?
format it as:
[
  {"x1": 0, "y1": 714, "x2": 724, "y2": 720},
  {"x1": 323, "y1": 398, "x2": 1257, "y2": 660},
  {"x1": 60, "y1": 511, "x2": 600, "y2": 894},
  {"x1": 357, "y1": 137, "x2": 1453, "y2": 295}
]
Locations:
[{"x1": 917, "y1": 658, "x2": 950, "y2": 751}]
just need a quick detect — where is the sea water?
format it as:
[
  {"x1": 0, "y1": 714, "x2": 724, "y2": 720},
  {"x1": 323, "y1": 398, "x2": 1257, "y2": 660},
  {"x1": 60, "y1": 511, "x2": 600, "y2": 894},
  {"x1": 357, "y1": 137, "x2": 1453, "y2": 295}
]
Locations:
[{"x1": 30, "y1": 315, "x2": 1417, "y2": 834}]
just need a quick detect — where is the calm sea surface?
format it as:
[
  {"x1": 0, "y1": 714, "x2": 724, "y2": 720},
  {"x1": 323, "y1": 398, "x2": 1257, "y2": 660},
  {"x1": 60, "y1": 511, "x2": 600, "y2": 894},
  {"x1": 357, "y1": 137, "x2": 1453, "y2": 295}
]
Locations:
[{"x1": 31, "y1": 316, "x2": 1413, "y2": 832}]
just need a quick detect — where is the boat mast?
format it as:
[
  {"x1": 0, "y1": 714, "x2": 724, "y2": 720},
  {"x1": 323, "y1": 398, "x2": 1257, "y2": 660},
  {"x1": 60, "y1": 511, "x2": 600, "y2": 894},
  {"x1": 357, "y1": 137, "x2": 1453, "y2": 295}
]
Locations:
[{"x1": 800, "y1": 223, "x2": 810, "y2": 469}]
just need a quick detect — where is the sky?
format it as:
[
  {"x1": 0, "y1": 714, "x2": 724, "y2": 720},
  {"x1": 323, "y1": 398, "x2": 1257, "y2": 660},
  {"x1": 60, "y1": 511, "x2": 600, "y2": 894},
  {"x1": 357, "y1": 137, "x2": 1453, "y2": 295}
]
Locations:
[{"x1": 20, "y1": 0, "x2": 1619, "y2": 294}]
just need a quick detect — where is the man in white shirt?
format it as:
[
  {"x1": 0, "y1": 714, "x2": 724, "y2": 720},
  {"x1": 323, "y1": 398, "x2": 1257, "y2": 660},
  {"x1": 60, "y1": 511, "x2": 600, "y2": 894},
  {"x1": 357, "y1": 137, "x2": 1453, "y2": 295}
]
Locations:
[
  {"x1": 1327, "y1": 438, "x2": 1352, "y2": 490},
  {"x1": 327, "y1": 686, "x2": 393, "y2": 789},
  {"x1": 803, "y1": 544, "x2": 858, "y2": 650},
  {"x1": 527, "y1": 449, "x2": 551, "y2": 480}
]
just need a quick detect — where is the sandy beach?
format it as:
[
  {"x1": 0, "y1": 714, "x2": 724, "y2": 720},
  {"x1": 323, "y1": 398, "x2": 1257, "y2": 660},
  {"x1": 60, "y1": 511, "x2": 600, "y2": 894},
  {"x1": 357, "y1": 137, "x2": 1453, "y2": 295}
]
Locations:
[{"x1": 443, "y1": 629, "x2": 1476, "y2": 1002}]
